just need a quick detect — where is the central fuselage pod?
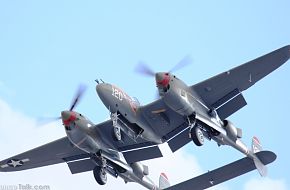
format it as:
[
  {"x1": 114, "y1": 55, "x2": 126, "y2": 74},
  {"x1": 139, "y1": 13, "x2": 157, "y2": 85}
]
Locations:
[{"x1": 96, "y1": 83, "x2": 163, "y2": 143}]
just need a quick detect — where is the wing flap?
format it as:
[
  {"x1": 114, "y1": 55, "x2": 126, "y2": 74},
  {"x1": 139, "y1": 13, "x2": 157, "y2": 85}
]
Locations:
[
  {"x1": 217, "y1": 93, "x2": 247, "y2": 120},
  {"x1": 122, "y1": 145, "x2": 163, "y2": 163},
  {"x1": 93, "y1": 120, "x2": 164, "y2": 163},
  {"x1": 67, "y1": 158, "x2": 95, "y2": 174},
  {"x1": 213, "y1": 89, "x2": 247, "y2": 120},
  {"x1": 167, "y1": 124, "x2": 191, "y2": 152}
]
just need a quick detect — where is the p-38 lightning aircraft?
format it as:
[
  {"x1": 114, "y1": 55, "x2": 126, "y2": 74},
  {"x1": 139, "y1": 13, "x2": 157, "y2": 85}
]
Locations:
[
  {"x1": 0, "y1": 45, "x2": 288, "y2": 189},
  {"x1": 0, "y1": 86, "x2": 277, "y2": 190}
]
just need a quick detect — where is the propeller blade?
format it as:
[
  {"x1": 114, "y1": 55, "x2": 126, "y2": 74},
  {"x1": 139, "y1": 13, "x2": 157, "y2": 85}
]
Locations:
[
  {"x1": 70, "y1": 84, "x2": 87, "y2": 111},
  {"x1": 36, "y1": 84, "x2": 86, "y2": 127},
  {"x1": 134, "y1": 61, "x2": 155, "y2": 77},
  {"x1": 169, "y1": 55, "x2": 192, "y2": 73},
  {"x1": 36, "y1": 116, "x2": 61, "y2": 126}
]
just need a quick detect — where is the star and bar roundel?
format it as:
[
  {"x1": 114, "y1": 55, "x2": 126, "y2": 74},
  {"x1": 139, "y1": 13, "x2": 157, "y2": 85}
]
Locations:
[{"x1": 1, "y1": 158, "x2": 30, "y2": 168}]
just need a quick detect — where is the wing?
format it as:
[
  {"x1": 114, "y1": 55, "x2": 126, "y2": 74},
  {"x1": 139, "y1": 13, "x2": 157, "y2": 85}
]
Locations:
[
  {"x1": 0, "y1": 120, "x2": 164, "y2": 173},
  {"x1": 166, "y1": 151, "x2": 276, "y2": 190},
  {"x1": 138, "y1": 46, "x2": 290, "y2": 153},
  {"x1": 192, "y1": 45, "x2": 290, "y2": 119},
  {"x1": 0, "y1": 137, "x2": 89, "y2": 172}
]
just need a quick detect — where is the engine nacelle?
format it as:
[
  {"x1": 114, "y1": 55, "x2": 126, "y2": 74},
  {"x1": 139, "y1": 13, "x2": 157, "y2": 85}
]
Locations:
[
  {"x1": 130, "y1": 162, "x2": 149, "y2": 179},
  {"x1": 223, "y1": 120, "x2": 242, "y2": 141}
]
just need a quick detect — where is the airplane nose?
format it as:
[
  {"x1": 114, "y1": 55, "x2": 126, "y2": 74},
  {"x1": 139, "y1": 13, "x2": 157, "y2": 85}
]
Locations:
[
  {"x1": 96, "y1": 83, "x2": 110, "y2": 103},
  {"x1": 96, "y1": 83, "x2": 118, "y2": 112},
  {"x1": 96, "y1": 83, "x2": 105, "y2": 98}
]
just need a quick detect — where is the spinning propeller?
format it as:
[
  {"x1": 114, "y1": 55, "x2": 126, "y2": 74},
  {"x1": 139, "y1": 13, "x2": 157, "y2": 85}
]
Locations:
[
  {"x1": 37, "y1": 84, "x2": 87, "y2": 125},
  {"x1": 134, "y1": 55, "x2": 192, "y2": 77},
  {"x1": 135, "y1": 55, "x2": 192, "y2": 91},
  {"x1": 69, "y1": 84, "x2": 87, "y2": 112}
]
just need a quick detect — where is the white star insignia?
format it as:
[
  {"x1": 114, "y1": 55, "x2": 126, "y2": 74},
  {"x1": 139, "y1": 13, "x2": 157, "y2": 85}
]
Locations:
[{"x1": 7, "y1": 159, "x2": 23, "y2": 168}]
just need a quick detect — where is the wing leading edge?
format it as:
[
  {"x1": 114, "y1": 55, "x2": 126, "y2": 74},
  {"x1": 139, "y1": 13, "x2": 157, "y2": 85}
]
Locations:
[
  {"x1": 0, "y1": 120, "x2": 165, "y2": 173},
  {"x1": 192, "y1": 45, "x2": 290, "y2": 119}
]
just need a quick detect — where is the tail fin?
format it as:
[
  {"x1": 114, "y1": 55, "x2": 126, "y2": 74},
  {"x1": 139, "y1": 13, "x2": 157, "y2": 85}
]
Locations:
[
  {"x1": 252, "y1": 136, "x2": 262, "y2": 153},
  {"x1": 159, "y1": 173, "x2": 170, "y2": 189},
  {"x1": 251, "y1": 136, "x2": 267, "y2": 177}
]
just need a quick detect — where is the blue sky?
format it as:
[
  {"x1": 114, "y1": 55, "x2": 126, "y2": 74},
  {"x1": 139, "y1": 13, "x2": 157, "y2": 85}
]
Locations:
[{"x1": 0, "y1": 1, "x2": 289, "y2": 189}]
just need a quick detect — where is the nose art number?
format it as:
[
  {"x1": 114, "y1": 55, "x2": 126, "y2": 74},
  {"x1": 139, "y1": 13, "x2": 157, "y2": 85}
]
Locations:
[{"x1": 112, "y1": 86, "x2": 123, "y2": 101}]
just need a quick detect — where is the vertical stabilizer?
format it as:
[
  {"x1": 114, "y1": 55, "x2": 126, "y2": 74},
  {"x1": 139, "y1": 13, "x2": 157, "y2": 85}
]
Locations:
[
  {"x1": 159, "y1": 173, "x2": 170, "y2": 189},
  {"x1": 252, "y1": 136, "x2": 262, "y2": 153},
  {"x1": 251, "y1": 136, "x2": 267, "y2": 176}
]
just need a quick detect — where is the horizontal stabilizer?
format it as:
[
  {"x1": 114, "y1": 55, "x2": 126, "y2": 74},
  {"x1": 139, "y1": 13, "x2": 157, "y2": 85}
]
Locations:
[{"x1": 165, "y1": 151, "x2": 276, "y2": 190}]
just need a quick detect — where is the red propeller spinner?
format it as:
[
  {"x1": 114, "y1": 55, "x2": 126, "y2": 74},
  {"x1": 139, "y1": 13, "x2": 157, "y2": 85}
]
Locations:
[
  {"x1": 155, "y1": 72, "x2": 170, "y2": 88},
  {"x1": 61, "y1": 111, "x2": 77, "y2": 126}
]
